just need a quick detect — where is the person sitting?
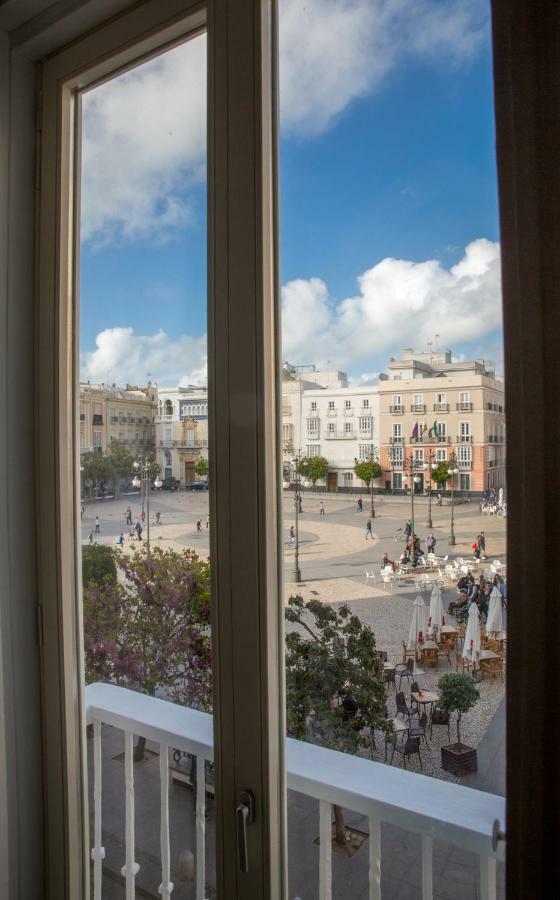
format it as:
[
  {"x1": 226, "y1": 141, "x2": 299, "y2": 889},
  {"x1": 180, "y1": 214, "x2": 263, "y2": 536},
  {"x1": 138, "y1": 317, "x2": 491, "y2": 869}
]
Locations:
[{"x1": 382, "y1": 552, "x2": 396, "y2": 571}]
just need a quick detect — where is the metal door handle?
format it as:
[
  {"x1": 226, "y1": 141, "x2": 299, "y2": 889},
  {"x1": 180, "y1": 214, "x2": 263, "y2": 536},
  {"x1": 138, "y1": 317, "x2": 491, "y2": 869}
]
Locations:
[{"x1": 236, "y1": 790, "x2": 254, "y2": 873}]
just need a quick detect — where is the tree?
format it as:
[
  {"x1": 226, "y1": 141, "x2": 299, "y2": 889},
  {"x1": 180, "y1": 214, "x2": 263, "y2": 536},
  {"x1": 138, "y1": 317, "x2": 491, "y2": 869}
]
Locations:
[
  {"x1": 81, "y1": 451, "x2": 111, "y2": 496},
  {"x1": 195, "y1": 457, "x2": 209, "y2": 479},
  {"x1": 437, "y1": 673, "x2": 479, "y2": 746},
  {"x1": 431, "y1": 462, "x2": 449, "y2": 487},
  {"x1": 106, "y1": 440, "x2": 134, "y2": 496},
  {"x1": 298, "y1": 455, "x2": 328, "y2": 486},
  {"x1": 353, "y1": 459, "x2": 382, "y2": 487},
  {"x1": 82, "y1": 544, "x2": 117, "y2": 587},
  {"x1": 285, "y1": 595, "x2": 389, "y2": 844}
]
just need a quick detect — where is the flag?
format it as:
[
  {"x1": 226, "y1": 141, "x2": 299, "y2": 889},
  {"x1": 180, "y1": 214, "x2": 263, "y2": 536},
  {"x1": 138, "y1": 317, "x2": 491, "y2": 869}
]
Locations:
[
  {"x1": 411, "y1": 422, "x2": 419, "y2": 439},
  {"x1": 428, "y1": 420, "x2": 438, "y2": 438}
]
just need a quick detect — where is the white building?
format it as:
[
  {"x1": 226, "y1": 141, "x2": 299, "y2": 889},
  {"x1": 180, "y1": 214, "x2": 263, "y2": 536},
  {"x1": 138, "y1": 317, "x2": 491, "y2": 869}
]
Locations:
[
  {"x1": 282, "y1": 364, "x2": 380, "y2": 491},
  {"x1": 155, "y1": 386, "x2": 208, "y2": 484}
]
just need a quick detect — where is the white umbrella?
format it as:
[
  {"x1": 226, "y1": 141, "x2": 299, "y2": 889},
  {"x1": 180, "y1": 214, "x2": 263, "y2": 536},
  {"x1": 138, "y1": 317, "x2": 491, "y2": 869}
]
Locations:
[
  {"x1": 408, "y1": 594, "x2": 427, "y2": 652},
  {"x1": 428, "y1": 583, "x2": 444, "y2": 637},
  {"x1": 486, "y1": 585, "x2": 503, "y2": 634},
  {"x1": 462, "y1": 601, "x2": 481, "y2": 663}
]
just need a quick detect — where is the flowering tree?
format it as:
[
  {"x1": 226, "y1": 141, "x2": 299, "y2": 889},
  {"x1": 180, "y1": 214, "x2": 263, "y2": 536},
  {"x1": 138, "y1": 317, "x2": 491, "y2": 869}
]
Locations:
[{"x1": 83, "y1": 546, "x2": 212, "y2": 712}]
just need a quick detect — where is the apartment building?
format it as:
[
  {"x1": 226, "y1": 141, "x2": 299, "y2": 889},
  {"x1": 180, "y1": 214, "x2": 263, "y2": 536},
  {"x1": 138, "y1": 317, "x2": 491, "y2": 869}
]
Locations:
[
  {"x1": 378, "y1": 349, "x2": 506, "y2": 494},
  {"x1": 282, "y1": 364, "x2": 380, "y2": 491},
  {"x1": 79, "y1": 382, "x2": 156, "y2": 454},
  {"x1": 155, "y1": 386, "x2": 208, "y2": 484}
]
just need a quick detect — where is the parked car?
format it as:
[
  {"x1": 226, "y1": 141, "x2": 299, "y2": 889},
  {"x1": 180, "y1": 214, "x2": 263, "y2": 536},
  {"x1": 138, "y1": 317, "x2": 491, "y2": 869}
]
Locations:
[
  {"x1": 161, "y1": 476, "x2": 180, "y2": 491},
  {"x1": 187, "y1": 480, "x2": 208, "y2": 491}
]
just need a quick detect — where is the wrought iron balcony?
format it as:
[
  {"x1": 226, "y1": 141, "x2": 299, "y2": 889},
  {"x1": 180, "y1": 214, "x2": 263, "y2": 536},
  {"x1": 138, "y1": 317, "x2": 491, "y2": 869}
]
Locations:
[
  {"x1": 456, "y1": 402, "x2": 473, "y2": 411},
  {"x1": 389, "y1": 405, "x2": 404, "y2": 414},
  {"x1": 410, "y1": 404, "x2": 426, "y2": 413},
  {"x1": 390, "y1": 436, "x2": 404, "y2": 444},
  {"x1": 457, "y1": 435, "x2": 473, "y2": 443},
  {"x1": 433, "y1": 403, "x2": 449, "y2": 412}
]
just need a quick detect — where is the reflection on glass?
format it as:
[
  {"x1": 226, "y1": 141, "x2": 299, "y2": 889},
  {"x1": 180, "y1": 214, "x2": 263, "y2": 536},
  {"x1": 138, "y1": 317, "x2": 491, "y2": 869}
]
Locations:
[
  {"x1": 78, "y1": 34, "x2": 217, "y2": 898},
  {"x1": 279, "y1": 0, "x2": 505, "y2": 896}
]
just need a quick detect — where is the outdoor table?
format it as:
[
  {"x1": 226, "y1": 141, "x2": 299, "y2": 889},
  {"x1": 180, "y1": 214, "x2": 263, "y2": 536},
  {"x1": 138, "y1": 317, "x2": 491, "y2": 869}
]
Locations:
[
  {"x1": 385, "y1": 717, "x2": 409, "y2": 761},
  {"x1": 417, "y1": 641, "x2": 439, "y2": 667},
  {"x1": 441, "y1": 625, "x2": 458, "y2": 634},
  {"x1": 411, "y1": 690, "x2": 439, "y2": 720},
  {"x1": 479, "y1": 649, "x2": 503, "y2": 680}
]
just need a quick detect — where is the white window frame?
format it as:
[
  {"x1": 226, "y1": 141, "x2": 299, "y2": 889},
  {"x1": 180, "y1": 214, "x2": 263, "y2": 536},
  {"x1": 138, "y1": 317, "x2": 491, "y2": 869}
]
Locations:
[
  {"x1": 393, "y1": 423, "x2": 402, "y2": 438},
  {"x1": 35, "y1": 3, "x2": 284, "y2": 896},
  {"x1": 362, "y1": 398, "x2": 369, "y2": 409}
]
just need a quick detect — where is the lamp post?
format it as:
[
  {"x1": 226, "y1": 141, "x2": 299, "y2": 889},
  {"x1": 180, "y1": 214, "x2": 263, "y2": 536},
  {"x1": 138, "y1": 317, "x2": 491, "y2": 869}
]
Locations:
[
  {"x1": 447, "y1": 450, "x2": 460, "y2": 546},
  {"x1": 402, "y1": 450, "x2": 424, "y2": 537},
  {"x1": 425, "y1": 450, "x2": 438, "y2": 528},
  {"x1": 132, "y1": 457, "x2": 162, "y2": 552},
  {"x1": 354, "y1": 445, "x2": 379, "y2": 518},
  {"x1": 283, "y1": 444, "x2": 303, "y2": 583}
]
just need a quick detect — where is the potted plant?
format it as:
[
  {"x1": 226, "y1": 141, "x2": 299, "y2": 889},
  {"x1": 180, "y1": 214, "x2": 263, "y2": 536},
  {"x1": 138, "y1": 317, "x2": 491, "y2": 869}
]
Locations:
[{"x1": 437, "y1": 672, "x2": 480, "y2": 775}]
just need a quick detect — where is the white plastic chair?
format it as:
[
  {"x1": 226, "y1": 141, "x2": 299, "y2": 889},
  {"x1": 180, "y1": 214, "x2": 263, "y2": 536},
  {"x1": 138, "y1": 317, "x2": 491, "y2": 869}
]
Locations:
[{"x1": 365, "y1": 569, "x2": 376, "y2": 582}]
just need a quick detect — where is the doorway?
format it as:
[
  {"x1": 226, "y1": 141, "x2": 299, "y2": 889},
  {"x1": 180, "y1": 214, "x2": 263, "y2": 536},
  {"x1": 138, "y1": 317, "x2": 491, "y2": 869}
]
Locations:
[
  {"x1": 185, "y1": 460, "x2": 195, "y2": 484},
  {"x1": 327, "y1": 471, "x2": 338, "y2": 492}
]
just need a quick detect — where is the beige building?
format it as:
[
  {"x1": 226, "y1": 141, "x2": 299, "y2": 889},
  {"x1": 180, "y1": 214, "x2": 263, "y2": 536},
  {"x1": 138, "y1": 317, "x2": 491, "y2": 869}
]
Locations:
[
  {"x1": 155, "y1": 386, "x2": 208, "y2": 484},
  {"x1": 378, "y1": 349, "x2": 505, "y2": 495},
  {"x1": 79, "y1": 382, "x2": 156, "y2": 455}
]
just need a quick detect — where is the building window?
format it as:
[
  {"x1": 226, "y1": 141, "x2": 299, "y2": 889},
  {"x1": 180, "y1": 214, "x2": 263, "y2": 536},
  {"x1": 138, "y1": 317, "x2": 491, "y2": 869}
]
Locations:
[
  {"x1": 345, "y1": 399, "x2": 351, "y2": 409},
  {"x1": 436, "y1": 392, "x2": 446, "y2": 405},
  {"x1": 307, "y1": 417, "x2": 319, "y2": 434},
  {"x1": 459, "y1": 421, "x2": 471, "y2": 441},
  {"x1": 80, "y1": 432, "x2": 84, "y2": 449},
  {"x1": 437, "y1": 421, "x2": 447, "y2": 439},
  {"x1": 311, "y1": 401, "x2": 317, "y2": 411},
  {"x1": 358, "y1": 415, "x2": 371, "y2": 433},
  {"x1": 436, "y1": 449, "x2": 447, "y2": 462},
  {"x1": 93, "y1": 431, "x2": 101, "y2": 448},
  {"x1": 458, "y1": 445, "x2": 472, "y2": 467},
  {"x1": 393, "y1": 423, "x2": 402, "y2": 439},
  {"x1": 459, "y1": 473, "x2": 471, "y2": 491},
  {"x1": 328, "y1": 422, "x2": 335, "y2": 433},
  {"x1": 362, "y1": 399, "x2": 369, "y2": 409},
  {"x1": 459, "y1": 391, "x2": 470, "y2": 410},
  {"x1": 164, "y1": 399, "x2": 173, "y2": 416},
  {"x1": 392, "y1": 472, "x2": 403, "y2": 490},
  {"x1": 282, "y1": 423, "x2": 294, "y2": 444},
  {"x1": 307, "y1": 444, "x2": 320, "y2": 456},
  {"x1": 391, "y1": 446, "x2": 403, "y2": 467},
  {"x1": 392, "y1": 394, "x2": 402, "y2": 410},
  {"x1": 344, "y1": 422, "x2": 352, "y2": 434},
  {"x1": 358, "y1": 444, "x2": 373, "y2": 459},
  {"x1": 343, "y1": 471, "x2": 353, "y2": 485},
  {"x1": 414, "y1": 449, "x2": 424, "y2": 464},
  {"x1": 328, "y1": 400, "x2": 335, "y2": 409},
  {"x1": 413, "y1": 393, "x2": 424, "y2": 411}
]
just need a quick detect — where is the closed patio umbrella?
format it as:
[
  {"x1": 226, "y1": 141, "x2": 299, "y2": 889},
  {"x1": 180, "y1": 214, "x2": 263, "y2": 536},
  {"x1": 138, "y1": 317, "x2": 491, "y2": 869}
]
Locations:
[
  {"x1": 485, "y1": 585, "x2": 503, "y2": 635},
  {"x1": 462, "y1": 600, "x2": 481, "y2": 663},
  {"x1": 408, "y1": 594, "x2": 427, "y2": 653},
  {"x1": 428, "y1": 583, "x2": 445, "y2": 637}
]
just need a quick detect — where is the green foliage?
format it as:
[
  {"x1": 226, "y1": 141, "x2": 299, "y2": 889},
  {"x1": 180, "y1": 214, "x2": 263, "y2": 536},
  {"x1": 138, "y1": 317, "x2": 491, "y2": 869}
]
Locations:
[
  {"x1": 437, "y1": 672, "x2": 479, "y2": 744},
  {"x1": 81, "y1": 451, "x2": 111, "y2": 491},
  {"x1": 285, "y1": 596, "x2": 390, "y2": 754},
  {"x1": 106, "y1": 440, "x2": 134, "y2": 495},
  {"x1": 82, "y1": 544, "x2": 117, "y2": 587},
  {"x1": 431, "y1": 462, "x2": 449, "y2": 486},
  {"x1": 299, "y1": 455, "x2": 328, "y2": 485},
  {"x1": 83, "y1": 546, "x2": 212, "y2": 710},
  {"x1": 195, "y1": 457, "x2": 209, "y2": 478},
  {"x1": 353, "y1": 459, "x2": 382, "y2": 487}
]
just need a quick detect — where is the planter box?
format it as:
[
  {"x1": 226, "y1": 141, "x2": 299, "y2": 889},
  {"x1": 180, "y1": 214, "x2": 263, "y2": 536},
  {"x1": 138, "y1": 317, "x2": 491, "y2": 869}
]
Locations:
[{"x1": 441, "y1": 742, "x2": 478, "y2": 776}]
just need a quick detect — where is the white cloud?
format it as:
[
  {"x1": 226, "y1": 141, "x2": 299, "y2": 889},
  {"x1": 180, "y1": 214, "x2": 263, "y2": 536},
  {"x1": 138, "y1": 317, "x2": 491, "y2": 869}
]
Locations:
[
  {"x1": 80, "y1": 326, "x2": 207, "y2": 387},
  {"x1": 80, "y1": 2, "x2": 487, "y2": 243},
  {"x1": 278, "y1": 0, "x2": 488, "y2": 136},
  {"x1": 81, "y1": 35, "x2": 206, "y2": 245},
  {"x1": 281, "y1": 238, "x2": 502, "y2": 370}
]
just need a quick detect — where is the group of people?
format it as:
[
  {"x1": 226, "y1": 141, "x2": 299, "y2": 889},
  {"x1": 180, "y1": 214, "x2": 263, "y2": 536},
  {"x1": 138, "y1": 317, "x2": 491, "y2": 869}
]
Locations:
[
  {"x1": 448, "y1": 571, "x2": 506, "y2": 623},
  {"x1": 472, "y1": 531, "x2": 486, "y2": 560},
  {"x1": 380, "y1": 527, "x2": 437, "y2": 572}
]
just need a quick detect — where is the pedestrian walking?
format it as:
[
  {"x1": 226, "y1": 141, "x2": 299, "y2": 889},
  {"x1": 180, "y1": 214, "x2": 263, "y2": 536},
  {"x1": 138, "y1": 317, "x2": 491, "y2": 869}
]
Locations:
[
  {"x1": 356, "y1": 497, "x2": 363, "y2": 512},
  {"x1": 141, "y1": 510, "x2": 146, "y2": 523},
  {"x1": 80, "y1": 503, "x2": 84, "y2": 521},
  {"x1": 365, "y1": 518, "x2": 373, "y2": 540},
  {"x1": 206, "y1": 514, "x2": 210, "y2": 528},
  {"x1": 319, "y1": 501, "x2": 325, "y2": 516},
  {"x1": 94, "y1": 515, "x2": 100, "y2": 534},
  {"x1": 298, "y1": 498, "x2": 303, "y2": 514},
  {"x1": 88, "y1": 531, "x2": 95, "y2": 545},
  {"x1": 426, "y1": 532, "x2": 436, "y2": 553},
  {"x1": 135, "y1": 520, "x2": 143, "y2": 541},
  {"x1": 477, "y1": 531, "x2": 486, "y2": 558},
  {"x1": 116, "y1": 532, "x2": 124, "y2": 547},
  {"x1": 196, "y1": 519, "x2": 202, "y2": 533},
  {"x1": 126, "y1": 506, "x2": 133, "y2": 525},
  {"x1": 436, "y1": 493, "x2": 442, "y2": 506},
  {"x1": 288, "y1": 525, "x2": 295, "y2": 546}
]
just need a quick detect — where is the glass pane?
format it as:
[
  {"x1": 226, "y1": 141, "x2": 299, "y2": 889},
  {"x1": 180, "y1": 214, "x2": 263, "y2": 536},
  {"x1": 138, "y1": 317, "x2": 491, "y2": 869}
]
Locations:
[
  {"x1": 279, "y1": 1, "x2": 505, "y2": 896},
  {"x1": 77, "y1": 34, "x2": 217, "y2": 898}
]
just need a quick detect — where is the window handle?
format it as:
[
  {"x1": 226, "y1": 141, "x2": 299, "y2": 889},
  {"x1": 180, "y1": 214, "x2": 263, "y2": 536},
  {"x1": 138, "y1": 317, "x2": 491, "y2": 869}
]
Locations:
[
  {"x1": 236, "y1": 790, "x2": 255, "y2": 874},
  {"x1": 492, "y1": 818, "x2": 506, "y2": 851}
]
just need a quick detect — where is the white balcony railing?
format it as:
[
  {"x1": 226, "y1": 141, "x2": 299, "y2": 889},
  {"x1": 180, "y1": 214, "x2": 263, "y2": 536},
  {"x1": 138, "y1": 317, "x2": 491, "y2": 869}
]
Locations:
[{"x1": 86, "y1": 682, "x2": 504, "y2": 900}]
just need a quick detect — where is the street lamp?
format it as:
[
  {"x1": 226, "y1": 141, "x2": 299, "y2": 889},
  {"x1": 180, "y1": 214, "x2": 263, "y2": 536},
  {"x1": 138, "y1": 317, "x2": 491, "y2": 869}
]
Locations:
[
  {"x1": 447, "y1": 450, "x2": 460, "y2": 546},
  {"x1": 283, "y1": 444, "x2": 303, "y2": 583},
  {"x1": 425, "y1": 450, "x2": 438, "y2": 528},
  {"x1": 399, "y1": 450, "x2": 424, "y2": 537},
  {"x1": 354, "y1": 444, "x2": 379, "y2": 518},
  {"x1": 132, "y1": 457, "x2": 162, "y2": 552}
]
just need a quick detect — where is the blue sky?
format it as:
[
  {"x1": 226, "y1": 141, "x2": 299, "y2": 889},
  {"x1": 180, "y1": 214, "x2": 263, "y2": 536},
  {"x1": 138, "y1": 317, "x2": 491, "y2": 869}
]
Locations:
[{"x1": 79, "y1": 0, "x2": 502, "y2": 387}]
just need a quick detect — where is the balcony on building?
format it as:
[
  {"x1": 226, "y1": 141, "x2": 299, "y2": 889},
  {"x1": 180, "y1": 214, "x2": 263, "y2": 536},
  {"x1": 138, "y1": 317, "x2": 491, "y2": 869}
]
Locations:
[
  {"x1": 85, "y1": 682, "x2": 504, "y2": 900},
  {"x1": 389, "y1": 405, "x2": 403, "y2": 413},
  {"x1": 433, "y1": 403, "x2": 449, "y2": 412},
  {"x1": 110, "y1": 415, "x2": 118, "y2": 423},
  {"x1": 326, "y1": 408, "x2": 337, "y2": 417},
  {"x1": 92, "y1": 414, "x2": 103, "y2": 425},
  {"x1": 390, "y1": 436, "x2": 404, "y2": 444},
  {"x1": 457, "y1": 435, "x2": 473, "y2": 443},
  {"x1": 343, "y1": 407, "x2": 354, "y2": 416},
  {"x1": 80, "y1": 413, "x2": 85, "y2": 421},
  {"x1": 410, "y1": 404, "x2": 426, "y2": 413},
  {"x1": 456, "y1": 402, "x2": 473, "y2": 411}
]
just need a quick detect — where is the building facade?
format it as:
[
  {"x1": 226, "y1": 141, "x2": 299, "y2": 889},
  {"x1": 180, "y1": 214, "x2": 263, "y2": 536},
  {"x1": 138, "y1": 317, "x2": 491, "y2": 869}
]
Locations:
[
  {"x1": 79, "y1": 382, "x2": 156, "y2": 455},
  {"x1": 281, "y1": 364, "x2": 380, "y2": 491},
  {"x1": 155, "y1": 386, "x2": 208, "y2": 484},
  {"x1": 378, "y1": 350, "x2": 506, "y2": 495}
]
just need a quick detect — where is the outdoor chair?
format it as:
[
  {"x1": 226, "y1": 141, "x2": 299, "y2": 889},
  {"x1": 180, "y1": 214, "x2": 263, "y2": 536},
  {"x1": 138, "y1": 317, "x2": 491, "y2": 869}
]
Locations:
[
  {"x1": 409, "y1": 711, "x2": 430, "y2": 748},
  {"x1": 429, "y1": 705, "x2": 451, "y2": 741},
  {"x1": 397, "y1": 657, "x2": 414, "y2": 688},
  {"x1": 410, "y1": 681, "x2": 420, "y2": 713},
  {"x1": 365, "y1": 569, "x2": 376, "y2": 582},
  {"x1": 384, "y1": 667, "x2": 396, "y2": 692},
  {"x1": 456, "y1": 651, "x2": 474, "y2": 673},
  {"x1": 437, "y1": 642, "x2": 452, "y2": 667},
  {"x1": 395, "y1": 691, "x2": 413, "y2": 721},
  {"x1": 390, "y1": 734, "x2": 423, "y2": 770},
  {"x1": 400, "y1": 640, "x2": 415, "y2": 665},
  {"x1": 376, "y1": 650, "x2": 388, "y2": 662}
]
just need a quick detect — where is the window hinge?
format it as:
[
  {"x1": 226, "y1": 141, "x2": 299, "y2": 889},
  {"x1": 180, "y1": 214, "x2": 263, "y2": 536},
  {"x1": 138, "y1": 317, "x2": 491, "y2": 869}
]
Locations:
[{"x1": 37, "y1": 604, "x2": 44, "y2": 648}]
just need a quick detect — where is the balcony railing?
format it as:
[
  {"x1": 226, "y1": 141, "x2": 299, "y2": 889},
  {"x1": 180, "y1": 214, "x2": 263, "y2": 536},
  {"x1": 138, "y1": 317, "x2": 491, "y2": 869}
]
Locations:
[
  {"x1": 456, "y1": 402, "x2": 473, "y2": 411},
  {"x1": 389, "y1": 405, "x2": 403, "y2": 414},
  {"x1": 410, "y1": 404, "x2": 426, "y2": 413},
  {"x1": 92, "y1": 415, "x2": 103, "y2": 425},
  {"x1": 390, "y1": 436, "x2": 404, "y2": 444},
  {"x1": 457, "y1": 435, "x2": 472, "y2": 443},
  {"x1": 343, "y1": 408, "x2": 354, "y2": 417},
  {"x1": 154, "y1": 415, "x2": 174, "y2": 423},
  {"x1": 86, "y1": 682, "x2": 504, "y2": 900},
  {"x1": 326, "y1": 431, "x2": 355, "y2": 440},
  {"x1": 110, "y1": 415, "x2": 118, "y2": 423},
  {"x1": 433, "y1": 403, "x2": 449, "y2": 412},
  {"x1": 326, "y1": 409, "x2": 337, "y2": 417}
]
